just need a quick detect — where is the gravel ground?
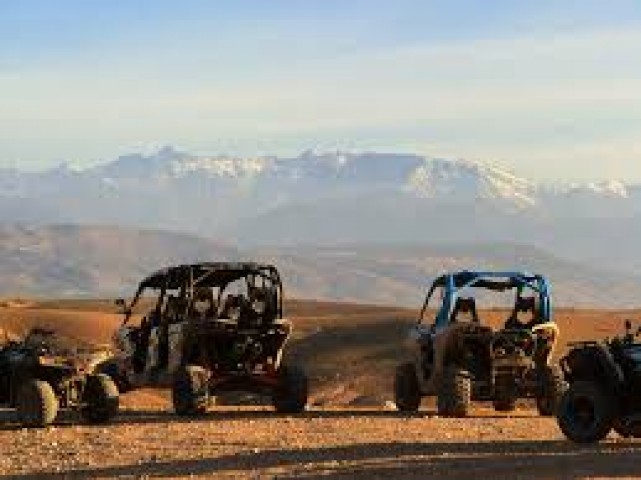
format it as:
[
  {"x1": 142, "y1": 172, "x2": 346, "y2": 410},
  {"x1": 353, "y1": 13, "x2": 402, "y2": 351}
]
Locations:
[{"x1": 1, "y1": 403, "x2": 641, "y2": 479}]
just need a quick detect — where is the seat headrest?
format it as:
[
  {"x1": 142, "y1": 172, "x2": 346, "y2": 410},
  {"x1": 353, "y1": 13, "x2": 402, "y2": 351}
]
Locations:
[
  {"x1": 515, "y1": 296, "x2": 536, "y2": 313},
  {"x1": 455, "y1": 297, "x2": 476, "y2": 313}
]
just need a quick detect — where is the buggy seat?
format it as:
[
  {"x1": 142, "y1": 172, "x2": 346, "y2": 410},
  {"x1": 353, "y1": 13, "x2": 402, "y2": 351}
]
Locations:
[{"x1": 450, "y1": 297, "x2": 480, "y2": 324}]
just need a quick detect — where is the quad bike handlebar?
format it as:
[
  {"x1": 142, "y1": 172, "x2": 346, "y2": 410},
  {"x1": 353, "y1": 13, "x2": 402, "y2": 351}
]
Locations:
[{"x1": 605, "y1": 320, "x2": 641, "y2": 349}]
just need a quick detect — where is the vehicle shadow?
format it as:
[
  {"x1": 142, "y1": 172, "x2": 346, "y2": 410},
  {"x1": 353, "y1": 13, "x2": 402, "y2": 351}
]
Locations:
[
  {"x1": 0, "y1": 409, "x2": 82, "y2": 431},
  {"x1": 15, "y1": 440, "x2": 641, "y2": 479},
  {"x1": 113, "y1": 407, "x2": 536, "y2": 424},
  {"x1": 0, "y1": 407, "x2": 538, "y2": 430},
  {"x1": 113, "y1": 408, "x2": 431, "y2": 425}
]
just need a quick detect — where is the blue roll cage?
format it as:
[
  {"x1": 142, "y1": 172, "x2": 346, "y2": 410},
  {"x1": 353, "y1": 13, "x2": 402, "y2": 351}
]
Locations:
[{"x1": 418, "y1": 271, "x2": 552, "y2": 328}]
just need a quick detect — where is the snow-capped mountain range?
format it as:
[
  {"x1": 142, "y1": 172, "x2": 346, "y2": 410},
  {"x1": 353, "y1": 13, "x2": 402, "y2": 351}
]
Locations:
[
  {"x1": 1, "y1": 146, "x2": 640, "y2": 274},
  {"x1": 1, "y1": 146, "x2": 633, "y2": 204}
]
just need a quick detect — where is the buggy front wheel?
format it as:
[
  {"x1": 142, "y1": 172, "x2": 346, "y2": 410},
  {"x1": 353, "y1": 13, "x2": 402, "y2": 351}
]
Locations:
[
  {"x1": 437, "y1": 366, "x2": 471, "y2": 417},
  {"x1": 172, "y1": 365, "x2": 211, "y2": 416},
  {"x1": 81, "y1": 374, "x2": 119, "y2": 424},
  {"x1": 394, "y1": 362, "x2": 421, "y2": 412},
  {"x1": 536, "y1": 365, "x2": 565, "y2": 416},
  {"x1": 272, "y1": 365, "x2": 308, "y2": 413}
]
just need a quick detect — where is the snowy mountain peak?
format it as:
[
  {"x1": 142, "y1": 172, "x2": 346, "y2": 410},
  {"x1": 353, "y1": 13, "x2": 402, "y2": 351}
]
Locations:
[
  {"x1": 406, "y1": 158, "x2": 537, "y2": 208},
  {"x1": 1, "y1": 147, "x2": 637, "y2": 224},
  {"x1": 169, "y1": 155, "x2": 274, "y2": 179}
]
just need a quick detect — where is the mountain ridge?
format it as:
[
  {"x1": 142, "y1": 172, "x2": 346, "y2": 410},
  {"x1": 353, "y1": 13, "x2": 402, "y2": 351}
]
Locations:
[{"x1": 1, "y1": 224, "x2": 639, "y2": 308}]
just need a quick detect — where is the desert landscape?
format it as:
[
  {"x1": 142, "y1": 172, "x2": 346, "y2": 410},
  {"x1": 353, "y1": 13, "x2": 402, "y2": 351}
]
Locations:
[
  {"x1": 1, "y1": 298, "x2": 641, "y2": 478},
  {"x1": 4, "y1": 1, "x2": 641, "y2": 478}
]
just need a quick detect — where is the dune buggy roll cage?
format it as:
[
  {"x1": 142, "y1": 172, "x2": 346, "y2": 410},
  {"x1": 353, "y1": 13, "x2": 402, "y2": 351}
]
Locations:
[
  {"x1": 121, "y1": 262, "x2": 284, "y2": 324},
  {"x1": 419, "y1": 270, "x2": 551, "y2": 328}
]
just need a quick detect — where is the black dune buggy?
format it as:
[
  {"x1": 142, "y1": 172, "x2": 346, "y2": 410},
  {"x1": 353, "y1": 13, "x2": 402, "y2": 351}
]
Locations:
[
  {"x1": 104, "y1": 262, "x2": 308, "y2": 415},
  {"x1": 558, "y1": 320, "x2": 641, "y2": 443},
  {"x1": 0, "y1": 328, "x2": 119, "y2": 427}
]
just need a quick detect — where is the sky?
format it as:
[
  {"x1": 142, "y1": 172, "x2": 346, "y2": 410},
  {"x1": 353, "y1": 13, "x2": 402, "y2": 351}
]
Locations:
[{"x1": 0, "y1": 0, "x2": 640, "y2": 181}]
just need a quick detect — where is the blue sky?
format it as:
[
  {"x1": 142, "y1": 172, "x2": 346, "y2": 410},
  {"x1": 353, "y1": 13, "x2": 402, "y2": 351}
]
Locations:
[{"x1": 1, "y1": 1, "x2": 640, "y2": 180}]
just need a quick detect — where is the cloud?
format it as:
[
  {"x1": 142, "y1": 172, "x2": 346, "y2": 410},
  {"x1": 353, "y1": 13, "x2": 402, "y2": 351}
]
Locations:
[{"x1": 0, "y1": 24, "x2": 640, "y2": 179}]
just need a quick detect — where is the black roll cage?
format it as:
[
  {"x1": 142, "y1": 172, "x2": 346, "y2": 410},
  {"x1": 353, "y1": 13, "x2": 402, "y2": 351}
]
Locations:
[{"x1": 122, "y1": 262, "x2": 283, "y2": 325}]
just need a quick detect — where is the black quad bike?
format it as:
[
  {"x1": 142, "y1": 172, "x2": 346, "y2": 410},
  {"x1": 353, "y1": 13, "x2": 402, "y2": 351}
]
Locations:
[
  {"x1": 0, "y1": 329, "x2": 119, "y2": 427},
  {"x1": 106, "y1": 262, "x2": 308, "y2": 416},
  {"x1": 557, "y1": 320, "x2": 641, "y2": 443}
]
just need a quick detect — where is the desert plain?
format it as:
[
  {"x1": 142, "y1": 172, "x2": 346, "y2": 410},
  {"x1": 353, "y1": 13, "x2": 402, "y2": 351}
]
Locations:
[{"x1": 1, "y1": 299, "x2": 641, "y2": 479}]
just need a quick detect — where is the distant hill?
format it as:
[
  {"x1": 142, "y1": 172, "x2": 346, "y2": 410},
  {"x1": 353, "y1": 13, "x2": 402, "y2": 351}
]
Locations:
[
  {"x1": 0, "y1": 224, "x2": 239, "y2": 297},
  {"x1": 0, "y1": 224, "x2": 639, "y2": 307}
]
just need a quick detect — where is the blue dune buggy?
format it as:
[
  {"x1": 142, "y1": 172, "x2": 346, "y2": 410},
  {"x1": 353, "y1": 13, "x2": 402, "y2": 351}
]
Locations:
[{"x1": 394, "y1": 271, "x2": 565, "y2": 417}]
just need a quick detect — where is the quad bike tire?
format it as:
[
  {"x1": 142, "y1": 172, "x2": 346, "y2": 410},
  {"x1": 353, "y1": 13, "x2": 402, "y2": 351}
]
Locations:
[
  {"x1": 16, "y1": 379, "x2": 59, "y2": 428},
  {"x1": 394, "y1": 362, "x2": 422, "y2": 412},
  {"x1": 172, "y1": 365, "x2": 211, "y2": 416},
  {"x1": 536, "y1": 364, "x2": 565, "y2": 416},
  {"x1": 437, "y1": 366, "x2": 471, "y2": 417},
  {"x1": 81, "y1": 374, "x2": 119, "y2": 424},
  {"x1": 557, "y1": 381, "x2": 614, "y2": 443},
  {"x1": 272, "y1": 365, "x2": 309, "y2": 413}
]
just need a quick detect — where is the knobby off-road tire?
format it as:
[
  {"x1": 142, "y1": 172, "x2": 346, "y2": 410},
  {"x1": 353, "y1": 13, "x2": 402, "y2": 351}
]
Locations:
[
  {"x1": 557, "y1": 381, "x2": 614, "y2": 444},
  {"x1": 272, "y1": 365, "x2": 309, "y2": 413},
  {"x1": 536, "y1": 364, "x2": 566, "y2": 416},
  {"x1": 16, "y1": 379, "x2": 58, "y2": 428},
  {"x1": 172, "y1": 365, "x2": 210, "y2": 416},
  {"x1": 81, "y1": 374, "x2": 119, "y2": 424},
  {"x1": 394, "y1": 362, "x2": 421, "y2": 412},
  {"x1": 493, "y1": 375, "x2": 517, "y2": 412},
  {"x1": 96, "y1": 359, "x2": 133, "y2": 394},
  {"x1": 437, "y1": 366, "x2": 471, "y2": 417}
]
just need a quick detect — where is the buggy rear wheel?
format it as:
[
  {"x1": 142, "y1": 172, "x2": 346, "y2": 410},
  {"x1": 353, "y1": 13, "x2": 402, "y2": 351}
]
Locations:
[
  {"x1": 95, "y1": 359, "x2": 132, "y2": 394},
  {"x1": 272, "y1": 365, "x2": 308, "y2": 413},
  {"x1": 394, "y1": 362, "x2": 421, "y2": 412},
  {"x1": 16, "y1": 379, "x2": 58, "y2": 428},
  {"x1": 557, "y1": 381, "x2": 614, "y2": 443},
  {"x1": 437, "y1": 366, "x2": 471, "y2": 417},
  {"x1": 172, "y1": 365, "x2": 211, "y2": 416},
  {"x1": 536, "y1": 365, "x2": 565, "y2": 416},
  {"x1": 81, "y1": 374, "x2": 119, "y2": 424}
]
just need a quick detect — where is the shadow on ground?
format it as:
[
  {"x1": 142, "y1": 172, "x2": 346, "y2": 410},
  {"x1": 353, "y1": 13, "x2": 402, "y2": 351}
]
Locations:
[
  {"x1": 0, "y1": 407, "x2": 537, "y2": 430},
  {"x1": 10, "y1": 439, "x2": 641, "y2": 479}
]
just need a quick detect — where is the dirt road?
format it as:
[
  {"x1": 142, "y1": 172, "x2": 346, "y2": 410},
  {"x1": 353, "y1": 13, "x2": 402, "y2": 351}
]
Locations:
[{"x1": 1, "y1": 402, "x2": 640, "y2": 479}]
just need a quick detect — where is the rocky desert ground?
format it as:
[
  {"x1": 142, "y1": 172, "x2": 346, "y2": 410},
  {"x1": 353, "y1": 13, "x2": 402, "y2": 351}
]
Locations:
[{"x1": 1, "y1": 299, "x2": 641, "y2": 479}]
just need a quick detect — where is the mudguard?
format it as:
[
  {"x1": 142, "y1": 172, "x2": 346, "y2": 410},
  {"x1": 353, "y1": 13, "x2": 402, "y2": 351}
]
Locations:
[{"x1": 561, "y1": 343, "x2": 624, "y2": 391}]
